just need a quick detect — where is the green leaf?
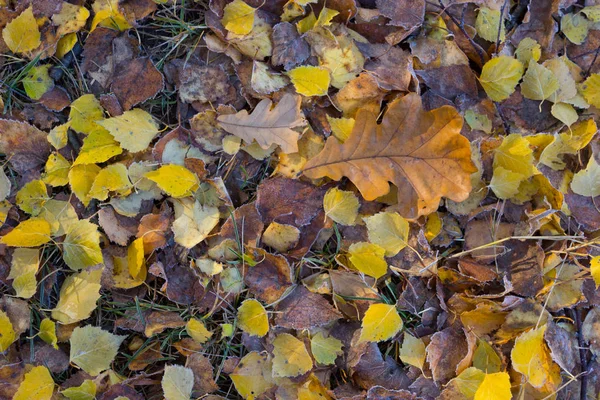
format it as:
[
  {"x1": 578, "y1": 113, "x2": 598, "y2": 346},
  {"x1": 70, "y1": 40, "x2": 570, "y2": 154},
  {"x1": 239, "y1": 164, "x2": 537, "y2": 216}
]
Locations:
[
  {"x1": 69, "y1": 325, "x2": 126, "y2": 376},
  {"x1": 521, "y1": 60, "x2": 559, "y2": 101}
]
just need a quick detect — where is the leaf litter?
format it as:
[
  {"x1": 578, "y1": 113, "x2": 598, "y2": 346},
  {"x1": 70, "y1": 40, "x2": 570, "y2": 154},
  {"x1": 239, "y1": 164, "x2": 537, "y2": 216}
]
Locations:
[{"x1": 0, "y1": 0, "x2": 600, "y2": 399}]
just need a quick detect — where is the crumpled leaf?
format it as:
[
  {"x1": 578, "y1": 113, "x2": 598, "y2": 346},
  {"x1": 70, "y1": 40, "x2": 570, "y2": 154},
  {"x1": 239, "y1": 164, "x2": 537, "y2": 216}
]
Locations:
[
  {"x1": 218, "y1": 93, "x2": 305, "y2": 153},
  {"x1": 171, "y1": 198, "x2": 220, "y2": 248},
  {"x1": 304, "y1": 93, "x2": 475, "y2": 218},
  {"x1": 69, "y1": 325, "x2": 126, "y2": 376}
]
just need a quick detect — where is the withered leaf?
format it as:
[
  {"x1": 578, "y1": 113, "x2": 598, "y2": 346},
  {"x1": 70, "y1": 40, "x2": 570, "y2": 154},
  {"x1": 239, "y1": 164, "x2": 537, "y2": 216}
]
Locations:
[
  {"x1": 217, "y1": 93, "x2": 305, "y2": 153},
  {"x1": 244, "y1": 248, "x2": 292, "y2": 303},
  {"x1": 274, "y1": 285, "x2": 342, "y2": 329},
  {"x1": 303, "y1": 93, "x2": 476, "y2": 218},
  {"x1": 376, "y1": 0, "x2": 425, "y2": 29},
  {"x1": 0, "y1": 119, "x2": 51, "y2": 176},
  {"x1": 271, "y1": 22, "x2": 310, "y2": 71},
  {"x1": 111, "y1": 57, "x2": 164, "y2": 110}
]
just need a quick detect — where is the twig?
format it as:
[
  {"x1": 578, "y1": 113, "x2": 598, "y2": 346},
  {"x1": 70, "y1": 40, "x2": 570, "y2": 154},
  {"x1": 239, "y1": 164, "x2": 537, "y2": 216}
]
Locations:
[
  {"x1": 572, "y1": 307, "x2": 589, "y2": 400},
  {"x1": 585, "y1": 45, "x2": 600, "y2": 77},
  {"x1": 438, "y1": 0, "x2": 486, "y2": 66},
  {"x1": 494, "y1": 0, "x2": 509, "y2": 56}
]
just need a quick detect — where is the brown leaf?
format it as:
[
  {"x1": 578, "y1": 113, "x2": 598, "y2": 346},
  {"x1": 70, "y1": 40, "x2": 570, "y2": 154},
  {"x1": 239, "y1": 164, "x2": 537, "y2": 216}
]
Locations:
[
  {"x1": 334, "y1": 73, "x2": 386, "y2": 118},
  {"x1": 38, "y1": 86, "x2": 70, "y2": 112},
  {"x1": 112, "y1": 57, "x2": 164, "y2": 110},
  {"x1": 98, "y1": 206, "x2": 139, "y2": 246},
  {"x1": 376, "y1": 0, "x2": 425, "y2": 29},
  {"x1": 186, "y1": 353, "x2": 219, "y2": 395},
  {"x1": 426, "y1": 327, "x2": 468, "y2": 383},
  {"x1": 244, "y1": 248, "x2": 293, "y2": 303},
  {"x1": 271, "y1": 22, "x2": 310, "y2": 71},
  {"x1": 416, "y1": 65, "x2": 479, "y2": 100},
  {"x1": 359, "y1": 44, "x2": 412, "y2": 91},
  {"x1": 583, "y1": 308, "x2": 600, "y2": 358},
  {"x1": 0, "y1": 119, "x2": 51, "y2": 176},
  {"x1": 0, "y1": 362, "x2": 24, "y2": 399},
  {"x1": 0, "y1": 296, "x2": 30, "y2": 337},
  {"x1": 274, "y1": 285, "x2": 342, "y2": 329},
  {"x1": 137, "y1": 210, "x2": 171, "y2": 254},
  {"x1": 565, "y1": 191, "x2": 600, "y2": 232},
  {"x1": 219, "y1": 202, "x2": 264, "y2": 247},
  {"x1": 177, "y1": 64, "x2": 235, "y2": 105},
  {"x1": 21, "y1": 343, "x2": 70, "y2": 373},
  {"x1": 303, "y1": 93, "x2": 475, "y2": 219},
  {"x1": 217, "y1": 93, "x2": 305, "y2": 153},
  {"x1": 497, "y1": 240, "x2": 545, "y2": 297},
  {"x1": 545, "y1": 321, "x2": 580, "y2": 375}
]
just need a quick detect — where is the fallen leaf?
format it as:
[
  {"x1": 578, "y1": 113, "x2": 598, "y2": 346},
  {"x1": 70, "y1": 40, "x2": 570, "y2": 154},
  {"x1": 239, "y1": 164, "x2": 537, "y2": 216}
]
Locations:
[
  {"x1": 162, "y1": 365, "x2": 194, "y2": 400},
  {"x1": 51, "y1": 268, "x2": 103, "y2": 324},
  {"x1": 2, "y1": 6, "x2": 41, "y2": 54},
  {"x1": 69, "y1": 325, "x2": 126, "y2": 376},
  {"x1": 288, "y1": 65, "x2": 331, "y2": 97},
  {"x1": 0, "y1": 218, "x2": 52, "y2": 247},
  {"x1": 311, "y1": 332, "x2": 344, "y2": 365},
  {"x1": 12, "y1": 366, "x2": 54, "y2": 400},
  {"x1": 221, "y1": 0, "x2": 255, "y2": 35},
  {"x1": 359, "y1": 303, "x2": 403, "y2": 343},
  {"x1": 230, "y1": 352, "x2": 274, "y2": 399},
  {"x1": 479, "y1": 56, "x2": 524, "y2": 102},
  {"x1": 97, "y1": 108, "x2": 160, "y2": 153},
  {"x1": 272, "y1": 333, "x2": 313, "y2": 377}
]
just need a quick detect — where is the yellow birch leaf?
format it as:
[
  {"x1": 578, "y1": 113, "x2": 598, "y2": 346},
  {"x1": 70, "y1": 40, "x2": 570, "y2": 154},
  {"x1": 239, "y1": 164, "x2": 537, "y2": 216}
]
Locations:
[
  {"x1": 16, "y1": 179, "x2": 49, "y2": 216},
  {"x1": 69, "y1": 94, "x2": 104, "y2": 135},
  {"x1": 62, "y1": 220, "x2": 103, "y2": 271},
  {"x1": 326, "y1": 115, "x2": 355, "y2": 143},
  {"x1": 310, "y1": 332, "x2": 343, "y2": 365},
  {"x1": 521, "y1": 60, "x2": 559, "y2": 101},
  {"x1": 39, "y1": 199, "x2": 78, "y2": 236},
  {"x1": 479, "y1": 56, "x2": 524, "y2": 101},
  {"x1": 571, "y1": 157, "x2": 600, "y2": 197},
  {"x1": 74, "y1": 127, "x2": 123, "y2": 165},
  {"x1": 358, "y1": 303, "x2": 403, "y2": 343},
  {"x1": 511, "y1": 325, "x2": 558, "y2": 388},
  {"x1": 489, "y1": 166, "x2": 524, "y2": 199},
  {"x1": 56, "y1": 33, "x2": 78, "y2": 59},
  {"x1": 52, "y1": 268, "x2": 103, "y2": 324},
  {"x1": 464, "y1": 109, "x2": 492, "y2": 134},
  {"x1": 91, "y1": 0, "x2": 131, "y2": 32},
  {"x1": 230, "y1": 352, "x2": 274, "y2": 399},
  {"x1": 0, "y1": 310, "x2": 15, "y2": 351},
  {"x1": 237, "y1": 299, "x2": 269, "y2": 337},
  {"x1": 475, "y1": 7, "x2": 505, "y2": 42},
  {"x1": 195, "y1": 258, "x2": 223, "y2": 276},
  {"x1": 288, "y1": 66, "x2": 331, "y2": 97},
  {"x1": 539, "y1": 119, "x2": 596, "y2": 170},
  {"x1": 13, "y1": 366, "x2": 54, "y2": 400},
  {"x1": 315, "y1": 7, "x2": 339, "y2": 27},
  {"x1": 583, "y1": 5, "x2": 600, "y2": 21},
  {"x1": 297, "y1": 11, "x2": 317, "y2": 33},
  {"x1": 474, "y1": 372, "x2": 512, "y2": 400},
  {"x1": 581, "y1": 73, "x2": 600, "y2": 108},
  {"x1": 144, "y1": 164, "x2": 199, "y2": 198},
  {"x1": 8, "y1": 248, "x2": 39, "y2": 299},
  {"x1": 424, "y1": 212, "x2": 442, "y2": 242},
  {"x1": 127, "y1": 237, "x2": 145, "y2": 281},
  {"x1": 52, "y1": 3, "x2": 90, "y2": 36},
  {"x1": 551, "y1": 103, "x2": 578, "y2": 127},
  {"x1": 61, "y1": 379, "x2": 96, "y2": 400},
  {"x1": 39, "y1": 318, "x2": 58, "y2": 349},
  {"x1": 22, "y1": 65, "x2": 53, "y2": 100},
  {"x1": 348, "y1": 242, "x2": 388, "y2": 279},
  {"x1": 43, "y1": 153, "x2": 71, "y2": 187},
  {"x1": 323, "y1": 187, "x2": 359, "y2": 226},
  {"x1": 69, "y1": 325, "x2": 126, "y2": 376},
  {"x1": 162, "y1": 365, "x2": 194, "y2": 400},
  {"x1": 222, "y1": 0, "x2": 256, "y2": 35},
  {"x1": 364, "y1": 211, "x2": 409, "y2": 257},
  {"x1": 186, "y1": 318, "x2": 213, "y2": 344},
  {"x1": 561, "y1": 13, "x2": 589, "y2": 45},
  {"x1": 97, "y1": 109, "x2": 160, "y2": 153},
  {"x1": 400, "y1": 332, "x2": 426, "y2": 369},
  {"x1": 0, "y1": 218, "x2": 52, "y2": 247},
  {"x1": 262, "y1": 222, "x2": 300, "y2": 252},
  {"x1": 171, "y1": 198, "x2": 220, "y2": 248},
  {"x1": 515, "y1": 38, "x2": 541, "y2": 65},
  {"x1": 88, "y1": 163, "x2": 132, "y2": 201},
  {"x1": 272, "y1": 333, "x2": 313, "y2": 378},
  {"x1": 48, "y1": 122, "x2": 71, "y2": 149},
  {"x1": 2, "y1": 6, "x2": 41, "y2": 54},
  {"x1": 591, "y1": 256, "x2": 600, "y2": 288}
]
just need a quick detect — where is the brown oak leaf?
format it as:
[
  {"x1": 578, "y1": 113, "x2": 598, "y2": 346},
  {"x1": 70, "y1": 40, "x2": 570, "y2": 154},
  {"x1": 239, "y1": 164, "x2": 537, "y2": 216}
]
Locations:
[{"x1": 303, "y1": 93, "x2": 476, "y2": 219}]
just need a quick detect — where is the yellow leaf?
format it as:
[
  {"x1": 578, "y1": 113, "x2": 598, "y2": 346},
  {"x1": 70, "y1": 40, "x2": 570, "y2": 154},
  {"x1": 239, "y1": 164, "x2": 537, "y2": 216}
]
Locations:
[
  {"x1": 97, "y1": 109, "x2": 160, "y2": 153},
  {"x1": 323, "y1": 187, "x2": 359, "y2": 226},
  {"x1": 237, "y1": 299, "x2": 269, "y2": 337},
  {"x1": 171, "y1": 198, "x2": 220, "y2": 248},
  {"x1": 550, "y1": 103, "x2": 578, "y2": 127},
  {"x1": 162, "y1": 365, "x2": 194, "y2": 400},
  {"x1": 61, "y1": 379, "x2": 96, "y2": 400},
  {"x1": 451, "y1": 367, "x2": 486, "y2": 398},
  {"x1": 74, "y1": 127, "x2": 123, "y2": 165},
  {"x1": 56, "y1": 33, "x2": 78, "y2": 59},
  {"x1": 475, "y1": 7, "x2": 505, "y2": 42},
  {"x1": 144, "y1": 164, "x2": 199, "y2": 198},
  {"x1": 539, "y1": 119, "x2": 596, "y2": 170},
  {"x1": 195, "y1": 258, "x2": 223, "y2": 276},
  {"x1": 262, "y1": 222, "x2": 300, "y2": 252},
  {"x1": 69, "y1": 94, "x2": 105, "y2": 135},
  {"x1": 230, "y1": 351, "x2": 274, "y2": 399},
  {"x1": 186, "y1": 318, "x2": 213, "y2": 344},
  {"x1": 52, "y1": 3, "x2": 90, "y2": 36},
  {"x1": 222, "y1": 0, "x2": 256, "y2": 35},
  {"x1": 16, "y1": 179, "x2": 49, "y2": 216},
  {"x1": 226, "y1": 14, "x2": 273, "y2": 60},
  {"x1": 491, "y1": 133, "x2": 535, "y2": 199},
  {"x1": 583, "y1": 5, "x2": 600, "y2": 21},
  {"x1": 474, "y1": 372, "x2": 512, "y2": 400},
  {"x1": 2, "y1": 6, "x2": 41, "y2": 54},
  {"x1": 399, "y1": 333, "x2": 426, "y2": 369},
  {"x1": 364, "y1": 211, "x2": 409, "y2": 257},
  {"x1": 48, "y1": 122, "x2": 71, "y2": 149},
  {"x1": 489, "y1": 166, "x2": 524, "y2": 199},
  {"x1": 251, "y1": 61, "x2": 288, "y2": 94},
  {"x1": 562, "y1": 13, "x2": 589, "y2": 45},
  {"x1": 297, "y1": 11, "x2": 317, "y2": 34},
  {"x1": 0, "y1": 310, "x2": 15, "y2": 351},
  {"x1": 288, "y1": 66, "x2": 331, "y2": 97},
  {"x1": 63, "y1": 220, "x2": 103, "y2": 271},
  {"x1": 88, "y1": 163, "x2": 132, "y2": 201},
  {"x1": 464, "y1": 109, "x2": 492, "y2": 134},
  {"x1": 315, "y1": 7, "x2": 339, "y2": 27},
  {"x1": 127, "y1": 237, "x2": 145, "y2": 281},
  {"x1": 473, "y1": 340, "x2": 502, "y2": 373},
  {"x1": 515, "y1": 38, "x2": 541, "y2": 65},
  {"x1": 69, "y1": 325, "x2": 126, "y2": 376},
  {"x1": 310, "y1": 332, "x2": 343, "y2": 365},
  {"x1": 424, "y1": 212, "x2": 442, "y2": 242},
  {"x1": 581, "y1": 73, "x2": 600, "y2": 108},
  {"x1": 43, "y1": 153, "x2": 71, "y2": 187},
  {"x1": 571, "y1": 157, "x2": 600, "y2": 197},
  {"x1": 511, "y1": 325, "x2": 558, "y2": 388},
  {"x1": 39, "y1": 199, "x2": 78, "y2": 236},
  {"x1": 91, "y1": 0, "x2": 131, "y2": 32},
  {"x1": 22, "y1": 65, "x2": 53, "y2": 100},
  {"x1": 348, "y1": 242, "x2": 388, "y2": 279},
  {"x1": 326, "y1": 115, "x2": 355, "y2": 143},
  {"x1": 0, "y1": 218, "x2": 52, "y2": 247},
  {"x1": 52, "y1": 268, "x2": 103, "y2": 324},
  {"x1": 521, "y1": 60, "x2": 559, "y2": 101},
  {"x1": 479, "y1": 56, "x2": 524, "y2": 101},
  {"x1": 272, "y1": 333, "x2": 313, "y2": 378},
  {"x1": 39, "y1": 318, "x2": 58, "y2": 349},
  {"x1": 13, "y1": 366, "x2": 54, "y2": 400},
  {"x1": 8, "y1": 248, "x2": 39, "y2": 299},
  {"x1": 358, "y1": 303, "x2": 403, "y2": 343},
  {"x1": 592, "y1": 256, "x2": 600, "y2": 288}
]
